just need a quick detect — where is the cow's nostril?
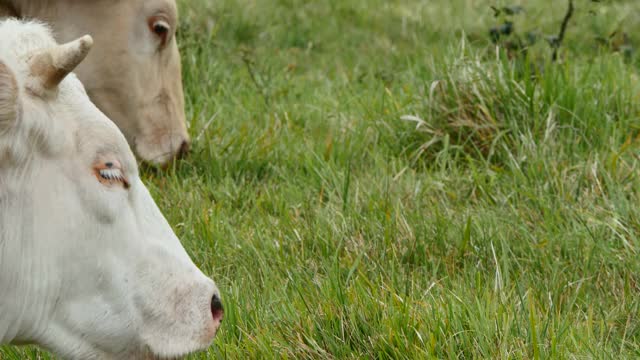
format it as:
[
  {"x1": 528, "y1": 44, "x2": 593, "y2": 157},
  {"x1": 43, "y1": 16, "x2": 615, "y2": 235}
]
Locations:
[
  {"x1": 177, "y1": 140, "x2": 190, "y2": 159},
  {"x1": 211, "y1": 294, "x2": 224, "y2": 322}
]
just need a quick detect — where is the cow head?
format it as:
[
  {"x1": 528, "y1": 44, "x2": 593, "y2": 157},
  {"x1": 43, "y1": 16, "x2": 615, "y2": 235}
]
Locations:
[
  {"x1": 14, "y1": 0, "x2": 190, "y2": 166},
  {"x1": 0, "y1": 20, "x2": 222, "y2": 359}
]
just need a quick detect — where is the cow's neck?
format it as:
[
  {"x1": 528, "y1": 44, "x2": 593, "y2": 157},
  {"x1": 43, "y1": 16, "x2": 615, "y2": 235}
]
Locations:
[
  {"x1": 0, "y1": 1, "x2": 16, "y2": 17},
  {"x1": 3, "y1": 1, "x2": 75, "y2": 23}
]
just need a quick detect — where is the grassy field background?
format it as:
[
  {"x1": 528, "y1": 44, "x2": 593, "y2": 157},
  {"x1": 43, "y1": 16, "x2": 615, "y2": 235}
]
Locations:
[{"x1": 4, "y1": 0, "x2": 640, "y2": 358}]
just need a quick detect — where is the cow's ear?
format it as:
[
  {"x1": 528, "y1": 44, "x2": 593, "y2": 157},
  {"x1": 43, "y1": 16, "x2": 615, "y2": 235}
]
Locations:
[
  {"x1": 0, "y1": 60, "x2": 18, "y2": 131},
  {"x1": 28, "y1": 34, "x2": 93, "y2": 95}
]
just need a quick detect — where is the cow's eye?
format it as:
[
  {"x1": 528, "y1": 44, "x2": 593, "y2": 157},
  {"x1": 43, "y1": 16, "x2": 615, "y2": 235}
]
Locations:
[
  {"x1": 95, "y1": 161, "x2": 129, "y2": 189},
  {"x1": 149, "y1": 17, "x2": 171, "y2": 47}
]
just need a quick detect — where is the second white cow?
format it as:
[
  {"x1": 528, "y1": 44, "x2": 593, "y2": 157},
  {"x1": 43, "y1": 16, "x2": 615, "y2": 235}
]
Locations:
[
  {"x1": 1, "y1": 0, "x2": 191, "y2": 166},
  {"x1": 0, "y1": 19, "x2": 222, "y2": 359}
]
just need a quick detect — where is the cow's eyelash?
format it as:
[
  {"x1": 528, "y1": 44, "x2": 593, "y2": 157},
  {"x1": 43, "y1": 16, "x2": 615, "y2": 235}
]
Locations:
[
  {"x1": 98, "y1": 168, "x2": 130, "y2": 189},
  {"x1": 94, "y1": 159, "x2": 129, "y2": 189},
  {"x1": 99, "y1": 168, "x2": 125, "y2": 181}
]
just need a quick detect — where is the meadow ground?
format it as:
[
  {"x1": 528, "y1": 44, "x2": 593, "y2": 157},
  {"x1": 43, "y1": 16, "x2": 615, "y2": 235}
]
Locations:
[{"x1": 4, "y1": 0, "x2": 640, "y2": 358}]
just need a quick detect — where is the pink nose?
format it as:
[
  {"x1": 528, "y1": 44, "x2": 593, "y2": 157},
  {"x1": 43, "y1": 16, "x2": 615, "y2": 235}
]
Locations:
[{"x1": 211, "y1": 294, "x2": 223, "y2": 323}]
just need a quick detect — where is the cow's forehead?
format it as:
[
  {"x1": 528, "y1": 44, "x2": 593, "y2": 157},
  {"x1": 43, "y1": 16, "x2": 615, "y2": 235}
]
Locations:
[{"x1": 71, "y1": 103, "x2": 138, "y2": 171}]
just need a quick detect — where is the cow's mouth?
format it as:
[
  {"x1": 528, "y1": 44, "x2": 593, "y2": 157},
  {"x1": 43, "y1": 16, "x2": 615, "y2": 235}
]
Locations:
[{"x1": 133, "y1": 132, "x2": 190, "y2": 167}]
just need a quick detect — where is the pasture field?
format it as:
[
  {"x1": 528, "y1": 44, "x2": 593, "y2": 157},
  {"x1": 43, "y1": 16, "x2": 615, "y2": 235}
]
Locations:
[{"x1": 4, "y1": 0, "x2": 640, "y2": 358}]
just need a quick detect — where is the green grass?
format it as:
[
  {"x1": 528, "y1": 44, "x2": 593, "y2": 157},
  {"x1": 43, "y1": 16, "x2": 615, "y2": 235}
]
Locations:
[{"x1": 5, "y1": 0, "x2": 640, "y2": 358}]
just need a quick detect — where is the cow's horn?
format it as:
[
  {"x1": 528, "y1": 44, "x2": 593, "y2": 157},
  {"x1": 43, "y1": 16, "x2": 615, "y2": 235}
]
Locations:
[{"x1": 29, "y1": 35, "x2": 93, "y2": 91}]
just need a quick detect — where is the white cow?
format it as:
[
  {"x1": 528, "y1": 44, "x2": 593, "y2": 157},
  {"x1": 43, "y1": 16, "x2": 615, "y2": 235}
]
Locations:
[
  {"x1": 0, "y1": 19, "x2": 223, "y2": 359},
  {"x1": 0, "y1": 0, "x2": 190, "y2": 166}
]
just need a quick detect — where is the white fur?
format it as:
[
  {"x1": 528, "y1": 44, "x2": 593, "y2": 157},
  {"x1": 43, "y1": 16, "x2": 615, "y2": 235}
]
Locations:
[{"x1": 0, "y1": 19, "x2": 221, "y2": 359}]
